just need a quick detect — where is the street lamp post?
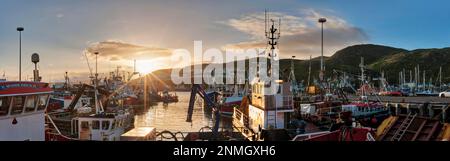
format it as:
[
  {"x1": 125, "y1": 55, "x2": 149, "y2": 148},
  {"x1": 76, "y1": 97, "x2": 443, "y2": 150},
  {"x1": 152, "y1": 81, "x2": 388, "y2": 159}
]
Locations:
[
  {"x1": 17, "y1": 27, "x2": 24, "y2": 81},
  {"x1": 318, "y1": 18, "x2": 326, "y2": 72},
  {"x1": 318, "y1": 18, "x2": 327, "y2": 97}
]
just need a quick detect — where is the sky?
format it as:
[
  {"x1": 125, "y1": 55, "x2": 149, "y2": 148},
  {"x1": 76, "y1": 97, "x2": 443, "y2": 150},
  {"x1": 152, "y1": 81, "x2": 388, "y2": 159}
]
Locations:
[{"x1": 1, "y1": 0, "x2": 450, "y2": 82}]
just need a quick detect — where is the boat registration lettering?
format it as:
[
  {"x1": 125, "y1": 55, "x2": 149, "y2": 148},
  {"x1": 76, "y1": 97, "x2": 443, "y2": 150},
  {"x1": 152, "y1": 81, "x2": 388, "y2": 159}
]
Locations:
[{"x1": 0, "y1": 83, "x2": 39, "y2": 90}]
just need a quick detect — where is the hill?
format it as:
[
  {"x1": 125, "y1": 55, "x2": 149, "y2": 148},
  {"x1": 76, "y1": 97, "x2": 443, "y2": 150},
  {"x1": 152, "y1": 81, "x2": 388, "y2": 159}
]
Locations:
[{"x1": 132, "y1": 44, "x2": 450, "y2": 89}]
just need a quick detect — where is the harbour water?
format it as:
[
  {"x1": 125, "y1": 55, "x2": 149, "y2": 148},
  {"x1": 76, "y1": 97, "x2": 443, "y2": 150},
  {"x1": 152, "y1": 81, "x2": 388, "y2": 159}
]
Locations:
[{"x1": 133, "y1": 92, "x2": 233, "y2": 133}]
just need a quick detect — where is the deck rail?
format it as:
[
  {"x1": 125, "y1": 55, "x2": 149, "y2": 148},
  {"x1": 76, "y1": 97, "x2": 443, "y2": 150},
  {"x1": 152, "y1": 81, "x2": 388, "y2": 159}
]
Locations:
[{"x1": 232, "y1": 108, "x2": 256, "y2": 140}]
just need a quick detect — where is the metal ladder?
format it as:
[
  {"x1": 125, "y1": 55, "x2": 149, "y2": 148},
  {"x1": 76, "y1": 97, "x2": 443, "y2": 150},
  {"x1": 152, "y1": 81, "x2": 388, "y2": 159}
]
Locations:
[{"x1": 391, "y1": 113, "x2": 417, "y2": 141}]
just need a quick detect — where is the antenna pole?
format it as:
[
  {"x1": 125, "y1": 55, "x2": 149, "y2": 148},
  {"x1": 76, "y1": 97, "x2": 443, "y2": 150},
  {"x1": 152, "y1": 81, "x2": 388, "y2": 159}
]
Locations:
[
  {"x1": 94, "y1": 52, "x2": 99, "y2": 85},
  {"x1": 264, "y1": 10, "x2": 282, "y2": 128},
  {"x1": 278, "y1": 18, "x2": 281, "y2": 38},
  {"x1": 265, "y1": 9, "x2": 267, "y2": 37}
]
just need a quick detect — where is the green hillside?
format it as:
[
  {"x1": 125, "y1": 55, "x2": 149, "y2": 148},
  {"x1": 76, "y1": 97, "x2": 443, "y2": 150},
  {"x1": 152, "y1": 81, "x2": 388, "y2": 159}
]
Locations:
[{"x1": 135, "y1": 44, "x2": 450, "y2": 89}]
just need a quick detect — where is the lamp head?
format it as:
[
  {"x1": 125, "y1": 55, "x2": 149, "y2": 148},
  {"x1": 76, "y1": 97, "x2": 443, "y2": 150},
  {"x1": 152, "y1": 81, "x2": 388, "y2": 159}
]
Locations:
[{"x1": 318, "y1": 18, "x2": 327, "y2": 23}]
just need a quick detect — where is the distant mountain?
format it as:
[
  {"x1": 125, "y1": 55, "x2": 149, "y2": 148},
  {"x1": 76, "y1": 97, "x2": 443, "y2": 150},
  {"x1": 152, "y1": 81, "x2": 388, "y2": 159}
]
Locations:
[
  {"x1": 280, "y1": 44, "x2": 411, "y2": 84},
  {"x1": 288, "y1": 44, "x2": 450, "y2": 84},
  {"x1": 368, "y1": 47, "x2": 450, "y2": 83},
  {"x1": 132, "y1": 44, "x2": 450, "y2": 89},
  {"x1": 327, "y1": 44, "x2": 407, "y2": 72}
]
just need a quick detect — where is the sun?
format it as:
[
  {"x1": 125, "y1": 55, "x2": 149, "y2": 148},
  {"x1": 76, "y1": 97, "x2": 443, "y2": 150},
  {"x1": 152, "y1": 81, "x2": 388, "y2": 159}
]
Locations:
[{"x1": 136, "y1": 60, "x2": 156, "y2": 74}]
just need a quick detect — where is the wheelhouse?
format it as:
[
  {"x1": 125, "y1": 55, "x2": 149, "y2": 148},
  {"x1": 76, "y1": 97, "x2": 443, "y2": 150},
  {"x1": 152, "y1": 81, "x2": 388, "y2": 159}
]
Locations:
[
  {"x1": 0, "y1": 82, "x2": 52, "y2": 118},
  {"x1": 0, "y1": 81, "x2": 53, "y2": 141}
]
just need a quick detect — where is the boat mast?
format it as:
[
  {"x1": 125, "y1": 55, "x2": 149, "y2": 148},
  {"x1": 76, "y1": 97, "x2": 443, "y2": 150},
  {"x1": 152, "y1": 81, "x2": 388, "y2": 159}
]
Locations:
[
  {"x1": 418, "y1": 65, "x2": 420, "y2": 90},
  {"x1": 64, "y1": 71, "x2": 70, "y2": 90},
  {"x1": 95, "y1": 52, "x2": 104, "y2": 114},
  {"x1": 264, "y1": 9, "x2": 281, "y2": 128},
  {"x1": 359, "y1": 57, "x2": 367, "y2": 100},
  {"x1": 381, "y1": 71, "x2": 386, "y2": 91},
  {"x1": 403, "y1": 68, "x2": 406, "y2": 86},
  {"x1": 423, "y1": 70, "x2": 425, "y2": 91},
  {"x1": 307, "y1": 55, "x2": 311, "y2": 87},
  {"x1": 289, "y1": 55, "x2": 297, "y2": 95},
  {"x1": 439, "y1": 66, "x2": 442, "y2": 91},
  {"x1": 414, "y1": 66, "x2": 417, "y2": 92},
  {"x1": 409, "y1": 70, "x2": 412, "y2": 84}
]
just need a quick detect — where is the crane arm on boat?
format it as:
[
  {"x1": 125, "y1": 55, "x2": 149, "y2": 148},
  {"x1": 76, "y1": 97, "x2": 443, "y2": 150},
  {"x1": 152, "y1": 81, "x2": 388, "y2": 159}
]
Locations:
[
  {"x1": 186, "y1": 84, "x2": 220, "y2": 137},
  {"x1": 67, "y1": 83, "x2": 111, "y2": 111}
]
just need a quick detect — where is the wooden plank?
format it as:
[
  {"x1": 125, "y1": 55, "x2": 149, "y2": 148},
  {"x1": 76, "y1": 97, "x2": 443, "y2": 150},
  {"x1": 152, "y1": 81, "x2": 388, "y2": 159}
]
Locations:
[
  {"x1": 425, "y1": 121, "x2": 439, "y2": 141},
  {"x1": 411, "y1": 120, "x2": 427, "y2": 141}
]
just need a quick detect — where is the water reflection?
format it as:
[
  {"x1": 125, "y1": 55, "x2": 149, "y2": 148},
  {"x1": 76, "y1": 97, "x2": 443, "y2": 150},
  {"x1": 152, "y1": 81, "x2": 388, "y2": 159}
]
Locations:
[{"x1": 134, "y1": 92, "x2": 232, "y2": 132}]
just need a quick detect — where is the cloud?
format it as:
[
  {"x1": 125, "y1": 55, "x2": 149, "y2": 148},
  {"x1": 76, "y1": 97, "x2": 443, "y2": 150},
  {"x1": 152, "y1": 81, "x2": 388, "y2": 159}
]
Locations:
[
  {"x1": 225, "y1": 12, "x2": 308, "y2": 39},
  {"x1": 84, "y1": 40, "x2": 173, "y2": 61},
  {"x1": 56, "y1": 13, "x2": 64, "y2": 18},
  {"x1": 221, "y1": 9, "x2": 369, "y2": 59}
]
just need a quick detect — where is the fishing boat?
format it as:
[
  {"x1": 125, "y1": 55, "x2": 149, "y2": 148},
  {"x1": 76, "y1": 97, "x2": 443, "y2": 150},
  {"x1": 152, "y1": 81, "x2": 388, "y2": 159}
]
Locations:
[
  {"x1": 0, "y1": 81, "x2": 53, "y2": 141},
  {"x1": 341, "y1": 101, "x2": 389, "y2": 127},
  {"x1": 45, "y1": 53, "x2": 135, "y2": 141},
  {"x1": 415, "y1": 89, "x2": 439, "y2": 97},
  {"x1": 232, "y1": 80, "x2": 295, "y2": 140},
  {"x1": 292, "y1": 127, "x2": 375, "y2": 141},
  {"x1": 219, "y1": 95, "x2": 242, "y2": 115},
  {"x1": 161, "y1": 90, "x2": 179, "y2": 103},
  {"x1": 0, "y1": 53, "x2": 55, "y2": 141},
  {"x1": 379, "y1": 90, "x2": 402, "y2": 96},
  {"x1": 45, "y1": 84, "x2": 135, "y2": 141},
  {"x1": 103, "y1": 66, "x2": 142, "y2": 106},
  {"x1": 218, "y1": 85, "x2": 244, "y2": 116},
  {"x1": 292, "y1": 108, "x2": 376, "y2": 141}
]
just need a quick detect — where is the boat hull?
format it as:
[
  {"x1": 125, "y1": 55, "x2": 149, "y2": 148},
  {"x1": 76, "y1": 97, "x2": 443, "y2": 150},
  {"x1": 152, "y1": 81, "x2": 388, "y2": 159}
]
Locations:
[{"x1": 0, "y1": 112, "x2": 45, "y2": 141}]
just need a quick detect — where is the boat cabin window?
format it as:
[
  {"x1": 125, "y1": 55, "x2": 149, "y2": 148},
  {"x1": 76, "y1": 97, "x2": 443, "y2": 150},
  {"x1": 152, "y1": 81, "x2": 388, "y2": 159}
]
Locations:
[
  {"x1": 72, "y1": 120, "x2": 79, "y2": 135},
  {"x1": 0, "y1": 97, "x2": 11, "y2": 116},
  {"x1": 81, "y1": 121, "x2": 89, "y2": 130},
  {"x1": 119, "y1": 120, "x2": 123, "y2": 127},
  {"x1": 25, "y1": 95, "x2": 37, "y2": 112},
  {"x1": 37, "y1": 94, "x2": 49, "y2": 111},
  {"x1": 258, "y1": 84, "x2": 262, "y2": 94},
  {"x1": 102, "y1": 121, "x2": 110, "y2": 130},
  {"x1": 81, "y1": 99, "x2": 88, "y2": 107},
  {"x1": 11, "y1": 96, "x2": 25, "y2": 115},
  {"x1": 92, "y1": 120, "x2": 100, "y2": 130},
  {"x1": 111, "y1": 120, "x2": 116, "y2": 130}
]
